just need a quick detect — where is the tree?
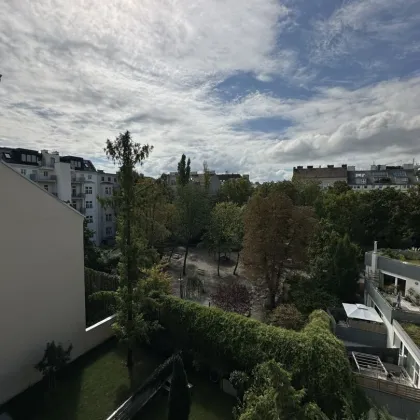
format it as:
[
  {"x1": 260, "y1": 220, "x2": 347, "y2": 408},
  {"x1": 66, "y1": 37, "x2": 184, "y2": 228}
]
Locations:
[
  {"x1": 168, "y1": 355, "x2": 191, "y2": 420},
  {"x1": 35, "y1": 341, "x2": 72, "y2": 390},
  {"x1": 105, "y1": 130, "x2": 152, "y2": 369},
  {"x1": 177, "y1": 154, "x2": 191, "y2": 187},
  {"x1": 232, "y1": 206, "x2": 245, "y2": 276},
  {"x1": 267, "y1": 304, "x2": 304, "y2": 331},
  {"x1": 83, "y1": 218, "x2": 101, "y2": 269},
  {"x1": 203, "y1": 161, "x2": 211, "y2": 192},
  {"x1": 134, "y1": 176, "x2": 175, "y2": 257},
  {"x1": 218, "y1": 177, "x2": 253, "y2": 206},
  {"x1": 206, "y1": 202, "x2": 242, "y2": 276},
  {"x1": 211, "y1": 282, "x2": 252, "y2": 315},
  {"x1": 176, "y1": 183, "x2": 209, "y2": 276},
  {"x1": 235, "y1": 360, "x2": 328, "y2": 420},
  {"x1": 242, "y1": 190, "x2": 316, "y2": 309},
  {"x1": 309, "y1": 223, "x2": 361, "y2": 302}
]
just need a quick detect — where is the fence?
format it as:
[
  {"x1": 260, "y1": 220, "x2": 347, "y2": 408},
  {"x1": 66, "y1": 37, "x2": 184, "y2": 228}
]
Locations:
[
  {"x1": 356, "y1": 374, "x2": 420, "y2": 403},
  {"x1": 85, "y1": 268, "x2": 118, "y2": 327},
  {"x1": 106, "y1": 354, "x2": 176, "y2": 420}
]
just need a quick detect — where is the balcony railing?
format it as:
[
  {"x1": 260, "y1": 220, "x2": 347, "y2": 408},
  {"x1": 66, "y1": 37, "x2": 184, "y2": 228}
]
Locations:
[
  {"x1": 30, "y1": 174, "x2": 57, "y2": 182},
  {"x1": 71, "y1": 176, "x2": 86, "y2": 183},
  {"x1": 71, "y1": 192, "x2": 85, "y2": 199}
]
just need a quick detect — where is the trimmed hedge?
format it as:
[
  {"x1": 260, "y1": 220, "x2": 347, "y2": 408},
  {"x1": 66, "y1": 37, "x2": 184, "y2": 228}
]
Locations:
[{"x1": 149, "y1": 295, "x2": 360, "y2": 417}]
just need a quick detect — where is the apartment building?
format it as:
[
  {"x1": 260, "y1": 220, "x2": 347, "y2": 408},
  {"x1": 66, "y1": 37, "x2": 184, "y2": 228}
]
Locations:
[
  {"x1": 163, "y1": 170, "x2": 250, "y2": 194},
  {"x1": 292, "y1": 163, "x2": 420, "y2": 191},
  {"x1": 348, "y1": 164, "x2": 419, "y2": 191},
  {"x1": 0, "y1": 147, "x2": 117, "y2": 245},
  {"x1": 292, "y1": 164, "x2": 348, "y2": 188},
  {"x1": 364, "y1": 243, "x2": 420, "y2": 387},
  {"x1": 0, "y1": 161, "x2": 115, "y2": 405}
]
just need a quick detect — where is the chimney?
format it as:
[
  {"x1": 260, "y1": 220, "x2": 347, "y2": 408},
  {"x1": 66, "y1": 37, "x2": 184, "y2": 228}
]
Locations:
[
  {"x1": 327, "y1": 164, "x2": 334, "y2": 169},
  {"x1": 297, "y1": 166, "x2": 303, "y2": 169},
  {"x1": 307, "y1": 165, "x2": 313, "y2": 169},
  {"x1": 342, "y1": 164, "x2": 347, "y2": 169},
  {"x1": 374, "y1": 241, "x2": 378, "y2": 253},
  {"x1": 371, "y1": 241, "x2": 378, "y2": 272}
]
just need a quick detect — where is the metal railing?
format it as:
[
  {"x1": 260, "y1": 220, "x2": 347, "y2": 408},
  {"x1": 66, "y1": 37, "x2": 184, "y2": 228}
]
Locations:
[
  {"x1": 71, "y1": 176, "x2": 86, "y2": 183},
  {"x1": 356, "y1": 373, "x2": 420, "y2": 402},
  {"x1": 71, "y1": 192, "x2": 85, "y2": 199}
]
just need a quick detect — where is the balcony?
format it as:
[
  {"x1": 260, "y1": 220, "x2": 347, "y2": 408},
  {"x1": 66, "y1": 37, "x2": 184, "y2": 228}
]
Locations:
[
  {"x1": 71, "y1": 192, "x2": 85, "y2": 199},
  {"x1": 71, "y1": 176, "x2": 86, "y2": 183},
  {"x1": 365, "y1": 277, "x2": 420, "y2": 324},
  {"x1": 30, "y1": 174, "x2": 57, "y2": 182},
  {"x1": 78, "y1": 207, "x2": 86, "y2": 214}
]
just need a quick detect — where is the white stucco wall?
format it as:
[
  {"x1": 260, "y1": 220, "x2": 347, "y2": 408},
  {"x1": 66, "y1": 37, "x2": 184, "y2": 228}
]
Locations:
[{"x1": 0, "y1": 163, "x2": 113, "y2": 405}]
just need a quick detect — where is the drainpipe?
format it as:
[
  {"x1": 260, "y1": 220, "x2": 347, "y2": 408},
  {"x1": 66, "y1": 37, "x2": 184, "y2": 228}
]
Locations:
[{"x1": 372, "y1": 241, "x2": 378, "y2": 273}]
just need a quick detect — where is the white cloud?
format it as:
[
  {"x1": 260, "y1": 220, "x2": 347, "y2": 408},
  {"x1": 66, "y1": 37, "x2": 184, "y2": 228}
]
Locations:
[{"x1": 0, "y1": 0, "x2": 420, "y2": 182}]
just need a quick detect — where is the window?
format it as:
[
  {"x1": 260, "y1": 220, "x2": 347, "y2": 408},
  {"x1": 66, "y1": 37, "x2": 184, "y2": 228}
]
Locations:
[
  {"x1": 88, "y1": 175, "x2": 92, "y2": 180},
  {"x1": 86, "y1": 215, "x2": 93, "y2": 223},
  {"x1": 106, "y1": 214, "x2": 112, "y2": 222},
  {"x1": 4, "y1": 152, "x2": 11, "y2": 159},
  {"x1": 44, "y1": 171, "x2": 48, "y2": 177},
  {"x1": 51, "y1": 158, "x2": 55, "y2": 166},
  {"x1": 85, "y1": 186, "x2": 92, "y2": 194},
  {"x1": 31, "y1": 155, "x2": 36, "y2": 163},
  {"x1": 44, "y1": 185, "x2": 49, "y2": 191},
  {"x1": 101, "y1": 176, "x2": 104, "y2": 181},
  {"x1": 21, "y1": 154, "x2": 27, "y2": 162},
  {"x1": 72, "y1": 187, "x2": 76, "y2": 196},
  {"x1": 106, "y1": 227, "x2": 113, "y2": 236},
  {"x1": 108, "y1": 177, "x2": 111, "y2": 182},
  {"x1": 105, "y1": 186, "x2": 112, "y2": 195},
  {"x1": 71, "y1": 201, "x2": 77, "y2": 208},
  {"x1": 86, "y1": 201, "x2": 93, "y2": 209},
  {"x1": 114, "y1": 177, "x2": 117, "y2": 182},
  {"x1": 21, "y1": 169, "x2": 26, "y2": 175}
]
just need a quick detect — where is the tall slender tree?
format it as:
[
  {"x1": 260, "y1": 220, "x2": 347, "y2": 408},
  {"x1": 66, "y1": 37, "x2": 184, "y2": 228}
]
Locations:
[
  {"x1": 177, "y1": 154, "x2": 191, "y2": 187},
  {"x1": 168, "y1": 355, "x2": 191, "y2": 420},
  {"x1": 105, "y1": 131, "x2": 152, "y2": 369}
]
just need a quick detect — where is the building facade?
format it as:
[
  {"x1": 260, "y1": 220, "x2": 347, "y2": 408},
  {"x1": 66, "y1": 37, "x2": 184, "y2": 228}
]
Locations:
[
  {"x1": 293, "y1": 163, "x2": 420, "y2": 191},
  {"x1": 163, "y1": 170, "x2": 250, "y2": 195},
  {"x1": 292, "y1": 164, "x2": 348, "y2": 188},
  {"x1": 0, "y1": 147, "x2": 117, "y2": 245},
  {"x1": 348, "y1": 164, "x2": 419, "y2": 191},
  {"x1": 0, "y1": 162, "x2": 115, "y2": 405},
  {"x1": 364, "y1": 243, "x2": 420, "y2": 388}
]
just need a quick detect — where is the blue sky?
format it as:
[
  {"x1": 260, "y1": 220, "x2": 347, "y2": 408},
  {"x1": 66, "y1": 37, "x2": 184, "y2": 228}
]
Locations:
[{"x1": 1, "y1": 0, "x2": 420, "y2": 181}]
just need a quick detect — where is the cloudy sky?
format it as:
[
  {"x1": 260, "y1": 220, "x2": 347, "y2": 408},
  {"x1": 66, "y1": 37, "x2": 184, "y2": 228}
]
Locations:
[{"x1": 1, "y1": 0, "x2": 420, "y2": 181}]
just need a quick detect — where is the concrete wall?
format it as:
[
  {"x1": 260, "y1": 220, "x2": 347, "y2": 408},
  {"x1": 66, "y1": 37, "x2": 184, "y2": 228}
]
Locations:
[
  {"x1": 55, "y1": 161, "x2": 71, "y2": 202},
  {"x1": 0, "y1": 163, "x2": 114, "y2": 405},
  {"x1": 335, "y1": 324, "x2": 387, "y2": 347}
]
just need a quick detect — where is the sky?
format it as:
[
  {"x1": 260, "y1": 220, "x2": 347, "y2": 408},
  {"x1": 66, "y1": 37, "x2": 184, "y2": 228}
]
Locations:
[{"x1": 1, "y1": 0, "x2": 420, "y2": 181}]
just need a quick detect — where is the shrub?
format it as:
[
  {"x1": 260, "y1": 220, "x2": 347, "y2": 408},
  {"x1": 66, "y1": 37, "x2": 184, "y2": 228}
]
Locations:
[
  {"x1": 211, "y1": 282, "x2": 252, "y2": 316},
  {"x1": 266, "y1": 304, "x2": 305, "y2": 331},
  {"x1": 148, "y1": 295, "x2": 359, "y2": 417}
]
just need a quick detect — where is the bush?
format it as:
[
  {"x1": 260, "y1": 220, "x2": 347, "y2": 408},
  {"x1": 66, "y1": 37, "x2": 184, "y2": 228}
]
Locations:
[
  {"x1": 147, "y1": 295, "x2": 360, "y2": 417},
  {"x1": 266, "y1": 304, "x2": 305, "y2": 331},
  {"x1": 211, "y1": 282, "x2": 252, "y2": 316}
]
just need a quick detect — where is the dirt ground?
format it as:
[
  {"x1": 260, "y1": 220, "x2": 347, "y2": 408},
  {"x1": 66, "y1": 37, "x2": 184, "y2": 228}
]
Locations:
[{"x1": 162, "y1": 246, "x2": 267, "y2": 321}]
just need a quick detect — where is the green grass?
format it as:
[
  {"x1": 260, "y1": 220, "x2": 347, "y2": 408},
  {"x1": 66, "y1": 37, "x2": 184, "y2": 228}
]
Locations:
[
  {"x1": 137, "y1": 370, "x2": 235, "y2": 420},
  {"x1": 2, "y1": 339, "x2": 163, "y2": 420},
  {"x1": 402, "y1": 323, "x2": 420, "y2": 348}
]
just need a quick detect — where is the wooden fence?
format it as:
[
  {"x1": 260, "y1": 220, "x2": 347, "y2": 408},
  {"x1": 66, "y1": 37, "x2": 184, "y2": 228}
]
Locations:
[{"x1": 356, "y1": 373, "x2": 420, "y2": 402}]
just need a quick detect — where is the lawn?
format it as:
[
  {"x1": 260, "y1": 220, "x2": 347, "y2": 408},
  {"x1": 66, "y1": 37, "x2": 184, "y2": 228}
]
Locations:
[
  {"x1": 2, "y1": 339, "x2": 163, "y2": 420},
  {"x1": 402, "y1": 323, "x2": 420, "y2": 347},
  {"x1": 137, "y1": 370, "x2": 236, "y2": 420}
]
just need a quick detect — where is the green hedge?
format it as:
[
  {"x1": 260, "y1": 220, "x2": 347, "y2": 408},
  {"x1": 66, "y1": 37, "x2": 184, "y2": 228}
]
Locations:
[
  {"x1": 150, "y1": 295, "x2": 360, "y2": 417},
  {"x1": 84, "y1": 267, "x2": 118, "y2": 326}
]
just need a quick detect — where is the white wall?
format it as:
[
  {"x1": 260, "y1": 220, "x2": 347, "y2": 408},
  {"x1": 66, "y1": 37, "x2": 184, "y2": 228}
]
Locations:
[
  {"x1": 0, "y1": 163, "x2": 113, "y2": 405},
  {"x1": 55, "y1": 161, "x2": 72, "y2": 202}
]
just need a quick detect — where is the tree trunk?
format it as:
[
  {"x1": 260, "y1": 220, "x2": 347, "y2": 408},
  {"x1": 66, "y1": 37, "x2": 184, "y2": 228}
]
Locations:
[
  {"x1": 233, "y1": 252, "x2": 240, "y2": 275},
  {"x1": 126, "y1": 347, "x2": 133, "y2": 370},
  {"x1": 269, "y1": 290, "x2": 276, "y2": 309},
  {"x1": 217, "y1": 247, "x2": 221, "y2": 277},
  {"x1": 183, "y1": 241, "x2": 189, "y2": 276},
  {"x1": 169, "y1": 245, "x2": 175, "y2": 262}
]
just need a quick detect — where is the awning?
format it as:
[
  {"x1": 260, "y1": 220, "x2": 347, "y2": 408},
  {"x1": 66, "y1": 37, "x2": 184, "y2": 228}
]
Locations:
[{"x1": 342, "y1": 303, "x2": 383, "y2": 324}]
